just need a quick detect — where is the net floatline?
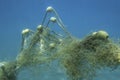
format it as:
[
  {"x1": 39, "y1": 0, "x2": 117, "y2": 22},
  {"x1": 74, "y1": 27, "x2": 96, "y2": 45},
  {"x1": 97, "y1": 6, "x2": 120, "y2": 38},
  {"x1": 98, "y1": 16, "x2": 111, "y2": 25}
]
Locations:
[{"x1": 0, "y1": 6, "x2": 120, "y2": 80}]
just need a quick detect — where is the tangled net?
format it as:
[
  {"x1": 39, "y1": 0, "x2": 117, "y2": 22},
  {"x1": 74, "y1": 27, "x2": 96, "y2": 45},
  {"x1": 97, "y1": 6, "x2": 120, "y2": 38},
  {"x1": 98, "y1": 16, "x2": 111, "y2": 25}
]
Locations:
[{"x1": 0, "y1": 6, "x2": 120, "y2": 80}]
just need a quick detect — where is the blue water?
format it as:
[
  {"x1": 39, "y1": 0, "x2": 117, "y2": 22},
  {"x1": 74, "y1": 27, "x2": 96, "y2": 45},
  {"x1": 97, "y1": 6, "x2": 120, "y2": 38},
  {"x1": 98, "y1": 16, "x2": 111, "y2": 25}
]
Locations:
[{"x1": 0, "y1": 0, "x2": 120, "y2": 80}]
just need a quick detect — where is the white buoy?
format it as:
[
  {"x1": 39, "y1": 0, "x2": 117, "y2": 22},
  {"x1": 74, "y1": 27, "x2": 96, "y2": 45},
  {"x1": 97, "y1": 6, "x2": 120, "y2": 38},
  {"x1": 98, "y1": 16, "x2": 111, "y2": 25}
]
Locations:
[
  {"x1": 46, "y1": 6, "x2": 53, "y2": 12},
  {"x1": 49, "y1": 43, "x2": 56, "y2": 48},
  {"x1": 50, "y1": 17, "x2": 57, "y2": 22},
  {"x1": 37, "y1": 25, "x2": 43, "y2": 31},
  {"x1": 95, "y1": 30, "x2": 109, "y2": 39},
  {"x1": 92, "y1": 32, "x2": 97, "y2": 36},
  {"x1": 21, "y1": 29, "x2": 30, "y2": 34},
  {"x1": 0, "y1": 62, "x2": 6, "y2": 68}
]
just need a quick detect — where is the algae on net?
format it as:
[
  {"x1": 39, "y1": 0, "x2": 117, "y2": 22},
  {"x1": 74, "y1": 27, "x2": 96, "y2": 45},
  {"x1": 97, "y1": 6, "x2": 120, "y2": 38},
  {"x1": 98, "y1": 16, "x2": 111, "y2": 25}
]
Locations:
[
  {"x1": 0, "y1": 6, "x2": 120, "y2": 80},
  {"x1": 58, "y1": 31, "x2": 120, "y2": 80},
  {"x1": 0, "y1": 62, "x2": 17, "y2": 80}
]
